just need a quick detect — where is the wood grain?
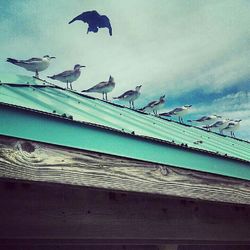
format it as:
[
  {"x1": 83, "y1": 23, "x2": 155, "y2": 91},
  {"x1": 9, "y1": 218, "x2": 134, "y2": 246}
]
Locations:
[
  {"x1": 0, "y1": 135, "x2": 250, "y2": 204},
  {"x1": 0, "y1": 179, "x2": 250, "y2": 244}
]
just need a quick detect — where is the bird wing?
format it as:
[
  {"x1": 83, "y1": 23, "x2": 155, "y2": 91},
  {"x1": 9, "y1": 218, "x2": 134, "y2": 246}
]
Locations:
[
  {"x1": 21, "y1": 58, "x2": 43, "y2": 64},
  {"x1": 147, "y1": 100, "x2": 157, "y2": 107},
  {"x1": 196, "y1": 116, "x2": 209, "y2": 122},
  {"x1": 86, "y1": 81, "x2": 108, "y2": 91},
  {"x1": 160, "y1": 112, "x2": 172, "y2": 117},
  {"x1": 224, "y1": 122, "x2": 235, "y2": 129},
  {"x1": 54, "y1": 70, "x2": 74, "y2": 78},
  {"x1": 98, "y1": 15, "x2": 112, "y2": 36},
  {"x1": 69, "y1": 10, "x2": 100, "y2": 24},
  {"x1": 117, "y1": 90, "x2": 134, "y2": 99},
  {"x1": 168, "y1": 107, "x2": 183, "y2": 115},
  {"x1": 212, "y1": 121, "x2": 223, "y2": 127}
]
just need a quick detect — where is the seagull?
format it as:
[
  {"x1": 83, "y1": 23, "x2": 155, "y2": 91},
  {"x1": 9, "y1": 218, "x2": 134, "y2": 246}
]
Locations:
[
  {"x1": 140, "y1": 95, "x2": 166, "y2": 115},
  {"x1": 222, "y1": 119, "x2": 241, "y2": 137},
  {"x1": 47, "y1": 64, "x2": 85, "y2": 89},
  {"x1": 160, "y1": 105, "x2": 192, "y2": 123},
  {"x1": 113, "y1": 85, "x2": 142, "y2": 109},
  {"x1": 6, "y1": 55, "x2": 56, "y2": 77},
  {"x1": 206, "y1": 119, "x2": 230, "y2": 134},
  {"x1": 82, "y1": 76, "x2": 115, "y2": 100},
  {"x1": 188, "y1": 115, "x2": 222, "y2": 128},
  {"x1": 69, "y1": 10, "x2": 112, "y2": 36}
]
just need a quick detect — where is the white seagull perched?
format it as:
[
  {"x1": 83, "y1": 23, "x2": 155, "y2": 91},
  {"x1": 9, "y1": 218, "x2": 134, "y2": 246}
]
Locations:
[
  {"x1": 222, "y1": 119, "x2": 242, "y2": 137},
  {"x1": 113, "y1": 85, "x2": 142, "y2": 109},
  {"x1": 160, "y1": 105, "x2": 192, "y2": 123},
  {"x1": 47, "y1": 64, "x2": 85, "y2": 89},
  {"x1": 188, "y1": 115, "x2": 222, "y2": 128},
  {"x1": 206, "y1": 119, "x2": 230, "y2": 134},
  {"x1": 82, "y1": 76, "x2": 115, "y2": 101},
  {"x1": 140, "y1": 95, "x2": 166, "y2": 115},
  {"x1": 6, "y1": 55, "x2": 56, "y2": 77}
]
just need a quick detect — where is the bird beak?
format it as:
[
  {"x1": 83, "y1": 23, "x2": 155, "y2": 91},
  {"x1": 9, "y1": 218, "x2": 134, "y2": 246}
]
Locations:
[
  {"x1": 50, "y1": 57, "x2": 56, "y2": 59},
  {"x1": 80, "y1": 65, "x2": 86, "y2": 68}
]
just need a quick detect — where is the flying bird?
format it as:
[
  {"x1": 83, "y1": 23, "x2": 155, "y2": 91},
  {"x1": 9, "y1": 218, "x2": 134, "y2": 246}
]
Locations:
[
  {"x1": 206, "y1": 119, "x2": 230, "y2": 134},
  {"x1": 69, "y1": 10, "x2": 112, "y2": 36},
  {"x1": 222, "y1": 119, "x2": 241, "y2": 137},
  {"x1": 47, "y1": 64, "x2": 85, "y2": 89},
  {"x1": 6, "y1": 55, "x2": 55, "y2": 77},
  {"x1": 140, "y1": 95, "x2": 166, "y2": 115},
  {"x1": 160, "y1": 105, "x2": 192, "y2": 123},
  {"x1": 82, "y1": 76, "x2": 115, "y2": 100},
  {"x1": 113, "y1": 85, "x2": 142, "y2": 109}
]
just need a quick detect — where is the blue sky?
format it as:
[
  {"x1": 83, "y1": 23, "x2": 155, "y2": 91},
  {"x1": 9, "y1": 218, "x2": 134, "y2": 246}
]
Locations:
[{"x1": 1, "y1": 0, "x2": 250, "y2": 139}]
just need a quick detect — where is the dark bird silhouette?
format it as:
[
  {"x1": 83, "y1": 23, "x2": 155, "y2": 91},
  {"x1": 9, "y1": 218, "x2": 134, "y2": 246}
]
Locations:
[{"x1": 69, "y1": 10, "x2": 112, "y2": 36}]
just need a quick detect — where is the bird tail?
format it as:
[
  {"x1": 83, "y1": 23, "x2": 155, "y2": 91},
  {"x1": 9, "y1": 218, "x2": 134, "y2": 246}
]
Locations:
[
  {"x1": 161, "y1": 113, "x2": 172, "y2": 117},
  {"x1": 138, "y1": 107, "x2": 145, "y2": 112},
  {"x1": 47, "y1": 75, "x2": 55, "y2": 80},
  {"x1": 187, "y1": 119, "x2": 192, "y2": 122},
  {"x1": 6, "y1": 58, "x2": 19, "y2": 65},
  {"x1": 204, "y1": 125, "x2": 211, "y2": 129},
  {"x1": 81, "y1": 89, "x2": 90, "y2": 93}
]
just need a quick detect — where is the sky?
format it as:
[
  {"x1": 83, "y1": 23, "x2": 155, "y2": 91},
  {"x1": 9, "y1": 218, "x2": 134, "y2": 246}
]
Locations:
[{"x1": 0, "y1": 0, "x2": 249, "y2": 139}]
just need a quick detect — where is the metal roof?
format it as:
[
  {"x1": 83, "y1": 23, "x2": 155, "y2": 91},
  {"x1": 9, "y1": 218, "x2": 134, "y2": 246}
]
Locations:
[{"x1": 0, "y1": 73, "x2": 250, "y2": 180}]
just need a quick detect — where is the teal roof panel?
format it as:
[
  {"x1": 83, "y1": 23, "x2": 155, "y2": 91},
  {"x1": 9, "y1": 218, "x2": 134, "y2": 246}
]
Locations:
[{"x1": 0, "y1": 73, "x2": 250, "y2": 180}]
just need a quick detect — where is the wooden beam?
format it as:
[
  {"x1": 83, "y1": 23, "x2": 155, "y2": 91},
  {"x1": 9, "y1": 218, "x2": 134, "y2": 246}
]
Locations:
[
  {"x1": 0, "y1": 135, "x2": 250, "y2": 204},
  {"x1": 158, "y1": 245, "x2": 178, "y2": 250},
  {"x1": 0, "y1": 179, "x2": 250, "y2": 244}
]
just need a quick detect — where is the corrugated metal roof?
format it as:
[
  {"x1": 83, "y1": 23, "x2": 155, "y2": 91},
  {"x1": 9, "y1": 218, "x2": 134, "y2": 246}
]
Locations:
[{"x1": 0, "y1": 73, "x2": 250, "y2": 164}]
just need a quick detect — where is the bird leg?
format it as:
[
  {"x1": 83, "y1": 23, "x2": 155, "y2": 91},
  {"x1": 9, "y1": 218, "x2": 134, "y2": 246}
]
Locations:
[
  {"x1": 70, "y1": 82, "x2": 73, "y2": 90},
  {"x1": 129, "y1": 101, "x2": 132, "y2": 109},
  {"x1": 35, "y1": 70, "x2": 39, "y2": 78},
  {"x1": 132, "y1": 101, "x2": 135, "y2": 109},
  {"x1": 102, "y1": 93, "x2": 104, "y2": 100},
  {"x1": 105, "y1": 93, "x2": 108, "y2": 101},
  {"x1": 66, "y1": 81, "x2": 69, "y2": 89}
]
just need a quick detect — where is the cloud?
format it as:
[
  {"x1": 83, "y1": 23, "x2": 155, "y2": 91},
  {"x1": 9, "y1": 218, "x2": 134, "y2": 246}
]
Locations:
[{"x1": 0, "y1": 0, "x2": 249, "y2": 138}]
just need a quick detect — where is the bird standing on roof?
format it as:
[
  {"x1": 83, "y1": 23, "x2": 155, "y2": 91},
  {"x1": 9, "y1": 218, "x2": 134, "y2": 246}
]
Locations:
[
  {"x1": 206, "y1": 119, "x2": 230, "y2": 134},
  {"x1": 140, "y1": 95, "x2": 166, "y2": 115},
  {"x1": 188, "y1": 115, "x2": 222, "y2": 128},
  {"x1": 222, "y1": 119, "x2": 241, "y2": 137},
  {"x1": 160, "y1": 105, "x2": 192, "y2": 123},
  {"x1": 113, "y1": 85, "x2": 142, "y2": 109},
  {"x1": 81, "y1": 76, "x2": 115, "y2": 101},
  {"x1": 69, "y1": 10, "x2": 112, "y2": 36},
  {"x1": 47, "y1": 64, "x2": 85, "y2": 90},
  {"x1": 6, "y1": 55, "x2": 56, "y2": 78}
]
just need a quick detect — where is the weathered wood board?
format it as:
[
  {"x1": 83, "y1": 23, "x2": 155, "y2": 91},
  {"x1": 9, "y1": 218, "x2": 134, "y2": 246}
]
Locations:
[
  {"x1": 0, "y1": 135, "x2": 250, "y2": 204},
  {"x1": 0, "y1": 179, "x2": 250, "y2": 245}
]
